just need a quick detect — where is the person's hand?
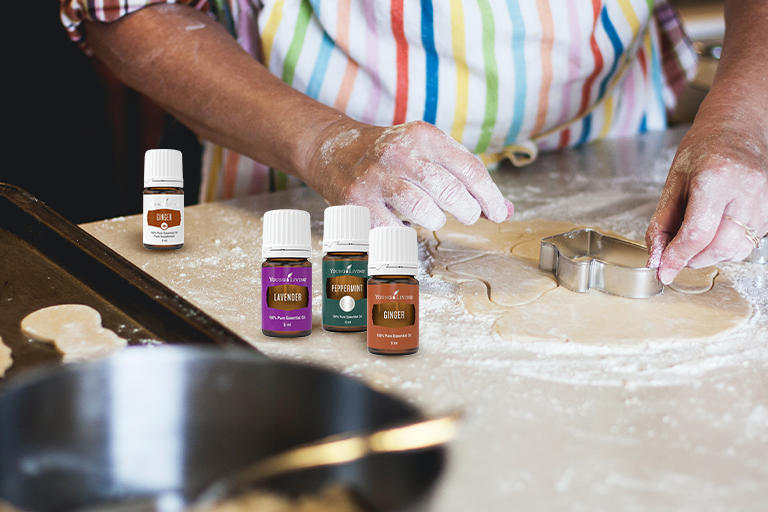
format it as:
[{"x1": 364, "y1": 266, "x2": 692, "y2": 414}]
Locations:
[
  {"x1": 304, "y1": 119, "x2": 514, "y2": 230},
  {"x1": 646, "y1": 123, "x2": 768, "y2": 284}
]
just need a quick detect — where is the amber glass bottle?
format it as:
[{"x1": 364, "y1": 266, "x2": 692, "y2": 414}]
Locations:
[
  {"x1": 261, "y1": 210, "x2": 313, "y2": 338},
  {"x1": 262, "y1": 257, "x2": 312, "y2": 338},
  {"x1": 143, "y1": 149, "x2": 184, "y2": 250},
  {"x1": 143, "y1": 187, "x2": 184, "y2": 250},
  {"x1": 322, "y1": 205, "x2": 371, "y2": 333},
  {"x1": 367, "y1": 227, "x2": 419, "y2": 356}
]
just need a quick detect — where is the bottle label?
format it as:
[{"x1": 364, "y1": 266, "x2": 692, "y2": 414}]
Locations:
[
  {"x1": 143, "y1": 194, "x2": 184, "y2": 246},
  {"x1": 322, "y1": 260, "x2": 367, "y2": 328},
  {"x1": 262, "y1": 266, "x2": 312, "y2": 333},
  {"x1": 367, "y1": 282, "x2": 418, "y2": 353}
]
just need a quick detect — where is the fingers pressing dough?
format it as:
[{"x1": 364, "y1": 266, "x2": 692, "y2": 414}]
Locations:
[{"x1": 21, "y1": 304, "x2": 128, "y2": 362}]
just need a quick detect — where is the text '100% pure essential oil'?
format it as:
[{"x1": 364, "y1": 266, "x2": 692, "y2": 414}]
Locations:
[
  {"x1": 322, "y1": 205, "x2": 371, "y2": 332},
  {"x1": 367, "y1": 226, "x2": 419, "y2": 355},
  {"x1": 261, "y1": 209, "x2": 312, "y2": 338}
]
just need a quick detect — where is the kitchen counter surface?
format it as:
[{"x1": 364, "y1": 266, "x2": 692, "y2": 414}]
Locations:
[{"x1": 82, "y1": 127, "x2": 768, "y2": 511}]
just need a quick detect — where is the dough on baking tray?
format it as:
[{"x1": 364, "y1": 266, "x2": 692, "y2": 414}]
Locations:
[
  {"x1": 0, "y1": 335, "x2": 12, "y2": 378},
  {"x1": 21, "y1": 304, "x2": 128, "y2": 362},
  {"x1": 422, "y1": 218, "x2": 751, "y2": 345}
]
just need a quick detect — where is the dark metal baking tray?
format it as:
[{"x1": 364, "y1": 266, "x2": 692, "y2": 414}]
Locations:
[{"x1": 0, "y1": 183, "x2": 257, "y2": 381}]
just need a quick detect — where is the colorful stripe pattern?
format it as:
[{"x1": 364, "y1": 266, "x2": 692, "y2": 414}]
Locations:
[
  {"x1": 60, "y1": 0, "x2": 697, "y2": 199},
  {"x1": 258, "y1": 0, "x2": 693, "y2": 156}
]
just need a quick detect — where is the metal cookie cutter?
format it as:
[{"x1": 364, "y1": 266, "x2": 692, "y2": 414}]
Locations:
[
  {"x1": 539, "y1": 229, "x2": 662, "y2": 298},
  {"x1": 745, "y1": 236, "x2": 767, "y2": 264}
]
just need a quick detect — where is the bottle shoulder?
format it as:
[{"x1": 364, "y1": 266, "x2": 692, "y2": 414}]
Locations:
[
  {"x1": 262, "y1": 258, "x2": 312, "y2": 268},
  {"x1": 323, "y1": 252, "x2": 368, "y2": 262},
  {"x1": 368, "y1": 275, "x2": 418, "y2": 285},
  {"x1": 144, "y1": 187, "x2": 184, "y2": 195}
]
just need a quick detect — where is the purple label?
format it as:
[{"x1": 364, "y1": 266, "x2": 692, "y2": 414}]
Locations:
[{"x1": 262, "y1": 266, "x2": 312, "y2": 333}]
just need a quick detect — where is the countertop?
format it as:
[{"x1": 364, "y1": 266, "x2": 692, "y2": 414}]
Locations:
[{"x1": 82, "y1": 127, "x2": 768, "y2": 511}]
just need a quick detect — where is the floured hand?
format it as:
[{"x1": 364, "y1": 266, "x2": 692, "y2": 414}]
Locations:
[
  {"x1": 646, "y1": 125, "x2": 768, "y2": 284},
  {"x1": 305, "y1": 119, "x2": 513, "y2": 230}
]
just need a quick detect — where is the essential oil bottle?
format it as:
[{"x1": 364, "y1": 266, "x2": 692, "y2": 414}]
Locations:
[
  {"x1": 322, "y1": 206, "x2": 370, "y2": 332},
  {"x1": 367, "y1": 226, "x2": 419, "y2": 355},
  {"x1": 262, "y1": 209, "x2": 312, "y2": 338},
  {"x1": 143, "y1": 149, "x2": 184, "y2": 250}
]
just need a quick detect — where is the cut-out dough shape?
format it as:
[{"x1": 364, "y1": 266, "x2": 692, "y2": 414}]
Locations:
[
  {"x1": 493, "y1": 276, "x2": 751, "y2": 344},
  {"x1": 456, "y1": 280, "x2": 515, "y2": 316},
  {"x1": 424, "y1": 218, "x2": 751, "y2": 345},
  {"x1": 430, "y1": 251, "x2": 488, "y2": 284},
  {"x1": 669, "y1": 267, "x2": 718, "y2": 294},
  {"x1": 21, "y1": 304, "x2": 128, "y2": 362},
  {"x1": 448, "y1": 254, "x2": 557, "y2": 307},
  {"x1": 0, "y1": 335, "x2": 11, "y2": 378},
  {"x1": 434, "y1": 215, "x2": 523, "y2": 253}
]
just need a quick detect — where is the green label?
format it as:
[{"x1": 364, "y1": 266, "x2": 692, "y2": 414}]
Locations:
[{"x1": 322, "y1": 260, "x2": 368, "y2": 328}]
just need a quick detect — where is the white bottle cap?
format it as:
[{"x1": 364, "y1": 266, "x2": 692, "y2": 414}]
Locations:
[
  {"x1": 368, "y1": 226, "x2": 418, "y2": 276},
  {"x1": 144, "y1": 149, "x2": 184, "y2": 188},
  {"x1": 262, "y1": 209, "x2": 312, "y2": 259},
  {"x1": 323, "y1": 205, "x2": 371, "y2": 253}
]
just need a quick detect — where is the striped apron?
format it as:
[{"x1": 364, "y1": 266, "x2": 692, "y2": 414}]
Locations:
[{"x1": 200, "y1": 0, "x2": 695, "y2": 200}]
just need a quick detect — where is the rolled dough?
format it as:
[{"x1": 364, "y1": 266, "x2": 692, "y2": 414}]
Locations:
[
  {"x1": 422, "y1": 218, "x2": 752, "y2": 345},
  {"x1": 21, "y1": 305, "x2": 128, "y2": 362},
  {"x1": 0, "y1": 335, "x2": 11, "y2": 378},
  {"x1": 435, "y1": 215, "x2": 523, "y2": 253},
  {"x1": 447, "y1": 254, "x2": 557, "y2": 307},
  {"x1": 668, "y1": 267, "x2": 719, "y2": 294},
  {"x1": 493, "y1": 277, "x2": 750, "y2": 344}
]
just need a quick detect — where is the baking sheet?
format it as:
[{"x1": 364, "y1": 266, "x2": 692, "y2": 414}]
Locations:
[{"x1": 0, "y1": 184, "x2": 255, "y2": 381}]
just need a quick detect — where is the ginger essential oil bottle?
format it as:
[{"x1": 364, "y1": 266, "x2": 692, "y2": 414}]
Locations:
[
  {"x1": 261, "y1": 210, "x2": 312, "y2": 338},
  {"x1": 143, "y1": 149, "x2": 184, "y2": 250},
  {"x1": 367, "y1": 226, "x2": 419, "y2": 355},
  {"x1": 322, "y1": 206, "x2": 370, "y2": 332}
]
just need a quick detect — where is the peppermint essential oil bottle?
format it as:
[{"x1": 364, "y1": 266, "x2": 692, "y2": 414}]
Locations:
[
  {"x1": 143, "y1": 149, "x2": 184, "y2": 250},
  {"x1": 261, "y1": 210, "x2": 312, "y2": 338},
  {"x1": 322, "y1": 205, "x2": 370, "y2": 332},
  {"x1": 367, "y1": 226, "x2": 419, "y2": 355}
]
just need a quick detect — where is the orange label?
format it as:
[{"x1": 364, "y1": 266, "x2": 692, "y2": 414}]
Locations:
[
  {"x1": 146, "y1": 209, "x2": 181, "y2": 230},
  {"x1": 367, "y1": 283, "x2": 418, "y2": 353}
]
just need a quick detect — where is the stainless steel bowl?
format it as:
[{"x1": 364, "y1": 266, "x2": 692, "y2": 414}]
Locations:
[{"x1": 0, "y1": 347, "x2": 445, "y2": 511}]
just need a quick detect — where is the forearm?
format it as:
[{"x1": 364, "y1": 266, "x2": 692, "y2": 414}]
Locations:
[
  {"x1": 84, "y1": 4, "x2": 344, "y2": 182},
  {"x1": 694, "y1": 0, "x2": 768, "y2": 143},
  {"x1": 83, "y1": 3, "x2": 513, "y2": 228}
]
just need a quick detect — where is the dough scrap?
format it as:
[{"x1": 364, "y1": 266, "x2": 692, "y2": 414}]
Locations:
[
  {"x1": 669, "y1": 267, "x2": 718, "y2": 294},
  {"x1": 448, "y1": 254, "x2": 557, "y2": 307},
  {"x1": 435, "y1": 215, "x2": 522, "y2": 253},
  {"x1": 0, "y1": 335, "x2": 11, "y2": 378},
  {"x1": 424, "y1": 218, "x2": 752, "y2": 345},
  {"x1": 430, "y1": 251, "x2": 487, "y2": 284},
  {"x1": 21, "y1": 305, "x2": 128, "y2": 362}
]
